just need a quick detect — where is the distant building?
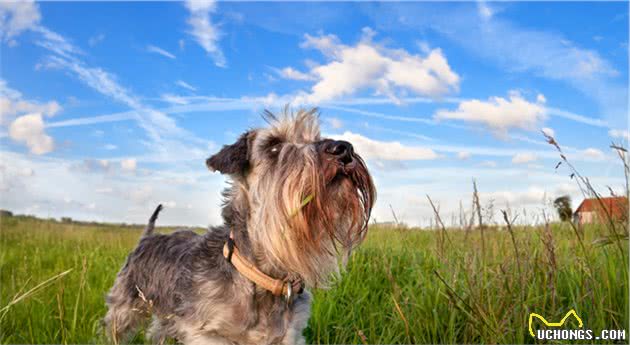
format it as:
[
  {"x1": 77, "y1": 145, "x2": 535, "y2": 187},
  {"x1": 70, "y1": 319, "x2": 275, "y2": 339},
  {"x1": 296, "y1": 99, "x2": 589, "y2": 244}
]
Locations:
[{"x1": 573, "y1": 197, "x2": 628, "y2": 225}]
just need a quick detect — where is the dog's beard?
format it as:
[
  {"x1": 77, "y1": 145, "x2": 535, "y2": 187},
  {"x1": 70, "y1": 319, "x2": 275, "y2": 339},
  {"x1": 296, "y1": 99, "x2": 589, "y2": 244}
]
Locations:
[{"x1": 248, "y1": 147, "x2": 375, "y2": 288}]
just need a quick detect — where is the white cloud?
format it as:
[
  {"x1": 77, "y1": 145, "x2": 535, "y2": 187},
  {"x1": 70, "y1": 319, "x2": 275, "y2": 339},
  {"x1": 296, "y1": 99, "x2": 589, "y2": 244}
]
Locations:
[
  {"x1": 332, "y1": 131, "x2": 438, "y2": 161},
  {"x1": 88, "y1": 33, "x2": 105, "y2": 47},
  {"x1": 77, "y1": 158, "x2": 137, "y2": 174},
  {"x1": 9, "y1": 113, "x2": 54, "y2": 155},
  {"x1": 77, "y1": 159, "x2": 111, "y2": 173},
  {"x1": 161, "y1": 93, "x2": 189, "y2": 105},
  {"x1": 176, "y1": 80, "x2": 197, "y2": 92},
  {"x1": 457, "y1": 151, "x2": 471, "y2": 160},
  {"x1": 162, "y1": 200, "x2": 177, "y2": 208},
  {"x1": 478, "y1": 160, "x2": 497, "y2": 168},
  {"x1": 98, "y1": 159, "x2": 110, "y2": 169},
  {"x1": 104, "y1": 144, "x2": 117, "y2": 150},
  {"x1": 0, "y1": 0, "x2": 40, "y2": 41},
  {"x1": 370, "y1": 3, "x2": 626, "y2": 127},
  {"x1": 0, "y1": 97, "x2": 60, "y2": 121},
  {"x1": 434, "y1": 91, "x2": 547, "y2": 134},
  {"x1": 417, "y1": 40, "x2": 431, "y2": 54},
  {"x1": 542, "y1": 127, "x2": 555, "y2": 137},
  {"x1": 325, "y1": 117, "x2": 343, "y2": 129},
  {"x1": 184, "y1": 0, "x2": 225, "y2": 67},
  {"x1": 120, "y1": 158, "x2": 137, "y2": 172},
  {"x1": 0, "y1": 79, "x2": 61, "y2": 125},
  {"x1": 609, "y1": 129, "x2": 629, "y2": 141},
  {"x1": 477, "y1": 1, "x2": 494, "y2": 20},
  {"x1": 147, "y1": 45, "x2": 176, "y2": 59},
  {"x1": 583, "y1": 148, "x2": 605, "y2": 160},
  {"x1": 0, "y1": 151, "x2": 227, "y2": 226},
  {"x1": 95, "y1": 187, "x2": 113, "y2": 194},
  {"x1": 482, "y1": 186, "x2": 549, "y2": 206},
  {"x1": 512, "y1": 152, "x2": 537, "y2": 164},
  {"x1": 277, "y1": 67, "x2": 315, "y2": 81},
  {"x1": 293, "y1": 29, "x2": 459, "y2": 104}
]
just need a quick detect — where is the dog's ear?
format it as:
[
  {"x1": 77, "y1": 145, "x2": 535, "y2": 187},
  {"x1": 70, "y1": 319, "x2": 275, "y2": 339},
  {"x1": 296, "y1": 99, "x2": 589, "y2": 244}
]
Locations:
[{"x1": 206, "y1": 131, "x2": 253, "y2": 176}]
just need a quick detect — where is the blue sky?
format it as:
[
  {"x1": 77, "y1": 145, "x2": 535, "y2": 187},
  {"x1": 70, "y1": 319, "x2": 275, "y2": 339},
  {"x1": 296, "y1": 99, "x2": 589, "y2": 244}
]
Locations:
[{"x1": 1, "y1": 1, "x2": 628, "y2": 226}]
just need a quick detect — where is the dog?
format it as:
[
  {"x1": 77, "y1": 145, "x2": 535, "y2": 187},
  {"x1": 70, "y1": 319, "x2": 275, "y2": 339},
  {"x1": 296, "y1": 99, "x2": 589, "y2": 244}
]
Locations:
[{"x1": 104, "y1": 108, "x2": 375, "y2": 345}]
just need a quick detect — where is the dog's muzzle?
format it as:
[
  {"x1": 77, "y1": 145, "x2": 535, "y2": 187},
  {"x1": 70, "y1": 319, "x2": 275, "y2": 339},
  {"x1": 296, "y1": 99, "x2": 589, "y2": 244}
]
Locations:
[{"x1": 321, "y1": 140, "x2": 357, "y2": 173}]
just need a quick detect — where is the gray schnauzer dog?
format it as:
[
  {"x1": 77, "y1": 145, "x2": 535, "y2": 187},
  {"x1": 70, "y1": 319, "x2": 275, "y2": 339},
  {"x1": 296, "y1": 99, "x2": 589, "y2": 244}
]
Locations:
[{"x1": 104, "y1": 109, "x2": 376, "y2": 345}]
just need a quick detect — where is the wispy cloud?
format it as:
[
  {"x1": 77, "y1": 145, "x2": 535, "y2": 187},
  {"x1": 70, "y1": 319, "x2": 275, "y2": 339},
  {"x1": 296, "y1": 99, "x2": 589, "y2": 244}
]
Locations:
[
  {"x1": 21, "y1": 5, "x2": 211, "y2": 164},
  {"x1": 275, "y1": 67, "x2": 315, "y2": 81},
  {"x1": 457, "y1": 151, "x2": 471, "y2": 160},
  {"x1": 161, "y1": 93, "x2": 189, "y2": 105},
  {"x1": 175, "y1": 80, "x2": 197, "y2": 92},
  {"x1": 184, "y1": 0, "x2": 225, "y2": 67},
  {"x1": 88, "y1": 33, "x2": 105, "y2": 47},
  {"x1": 512, "y1": 152, "x2": 538, "y2": 164},
  {"x1": 609, "y1": 129, "x2": 629, "y2": 141},
  {"x1": 545, "y1": 107, "x2": 608, "y2": 128},
  {"x1": 582, "y1": 148, "x2": 606, "y2": 160},
  {"x1": 47, "y1": 110, "x2": 136, "y2": 128},
  {"x1": 146, "y1": 44, "x2": 176, "y2": 59},
  {"x1": 326, "y1": 105, "x2": 436, "y2": 125}
]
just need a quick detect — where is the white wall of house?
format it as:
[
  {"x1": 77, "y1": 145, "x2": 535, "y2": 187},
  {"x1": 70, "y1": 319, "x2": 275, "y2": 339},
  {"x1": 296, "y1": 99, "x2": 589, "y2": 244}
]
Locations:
[{"x1": 576, "y1": 211, "x2": 596, "y2": 225}]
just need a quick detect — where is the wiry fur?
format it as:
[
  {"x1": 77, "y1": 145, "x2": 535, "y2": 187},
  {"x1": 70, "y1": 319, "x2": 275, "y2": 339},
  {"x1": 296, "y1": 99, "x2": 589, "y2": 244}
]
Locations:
[{"x1": 104, "y1": 108, "x2": 376, "y2": 345}]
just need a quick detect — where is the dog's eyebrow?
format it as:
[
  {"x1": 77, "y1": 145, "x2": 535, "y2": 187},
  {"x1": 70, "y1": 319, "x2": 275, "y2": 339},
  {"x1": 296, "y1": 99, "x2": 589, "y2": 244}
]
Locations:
[{"x1": 261, "y1": 136, "x2": 283, "y2": 149}]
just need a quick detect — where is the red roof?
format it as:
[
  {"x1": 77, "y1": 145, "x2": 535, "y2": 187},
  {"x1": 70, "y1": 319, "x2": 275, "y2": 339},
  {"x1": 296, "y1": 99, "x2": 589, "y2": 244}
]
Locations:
[{"x1": 575, "y1": 196, "x2": 628, "y2": 219}]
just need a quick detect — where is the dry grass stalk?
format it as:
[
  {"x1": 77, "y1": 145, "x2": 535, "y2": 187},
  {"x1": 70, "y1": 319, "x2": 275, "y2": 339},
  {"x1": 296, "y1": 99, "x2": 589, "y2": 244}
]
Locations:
[
  {"x1": 472, "y1": 179, "x2": 485, "y2": 256},
  {"x1": 541, "y1": 211, "x2": 557, "y2": 308},
  {"x1": 501, "y1": 210, "x2": 522, "y2": 286},
  {"x1": 355, "y1": 328, "x2": 368, "y2": 345},
  {"x1": 427, "y1": 195, "x2": 452, "y2": 258},
  {"x1": 0, "y1": 268, "x2": 73, "y2": 322},
  {"x1": 389, "y1": 204, "x2": 400, "y2": 227},
  {"x1": 385, "y1": 262, "x2": 414, "y2": 344}
]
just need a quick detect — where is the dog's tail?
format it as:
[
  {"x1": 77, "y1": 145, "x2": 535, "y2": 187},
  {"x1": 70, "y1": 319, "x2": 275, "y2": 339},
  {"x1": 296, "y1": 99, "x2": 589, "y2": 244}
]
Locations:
[{"x1": 142, "y1": 204, "x2": 163, "y2": 238}]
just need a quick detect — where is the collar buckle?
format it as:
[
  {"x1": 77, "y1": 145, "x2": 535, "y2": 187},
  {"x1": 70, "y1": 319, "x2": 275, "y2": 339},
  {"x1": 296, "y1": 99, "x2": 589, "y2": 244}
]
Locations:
[{"x1": 285, "y1": 281, "x2": 293, "y2": 306}]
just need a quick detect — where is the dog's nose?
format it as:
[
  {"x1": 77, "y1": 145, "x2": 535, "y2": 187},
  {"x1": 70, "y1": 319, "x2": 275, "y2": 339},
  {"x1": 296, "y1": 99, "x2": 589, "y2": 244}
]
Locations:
[{"x1": 325, "y1": 140, "x2": 354, "y2": 164}]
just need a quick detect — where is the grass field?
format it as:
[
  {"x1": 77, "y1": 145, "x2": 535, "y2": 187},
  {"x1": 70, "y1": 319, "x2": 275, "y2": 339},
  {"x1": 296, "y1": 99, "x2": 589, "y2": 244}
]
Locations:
[{"x1": 0, "y1": 213, "x2": 628, "y2": 344}]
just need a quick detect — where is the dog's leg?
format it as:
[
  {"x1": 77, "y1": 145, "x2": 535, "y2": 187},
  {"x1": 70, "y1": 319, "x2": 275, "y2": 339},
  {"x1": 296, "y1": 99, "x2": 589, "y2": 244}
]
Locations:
[
  {"x1": 104, "y1": 280, "x2": 144, "y2": 344},
  {"x1": 147, "y1": 316, "x2": 169, "y2": 345},
  {"x1": 103, "y1": 301, "x2": 143, "y2": 344},
  {"x1": 281, "y1": 296, "x2": 311, "y2": 345}
]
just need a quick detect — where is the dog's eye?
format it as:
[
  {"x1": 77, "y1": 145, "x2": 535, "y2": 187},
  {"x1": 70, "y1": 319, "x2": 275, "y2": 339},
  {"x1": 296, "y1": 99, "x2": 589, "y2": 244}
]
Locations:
[{"x1": 270, "y1": 146, "x2": 279, "y2": 153}]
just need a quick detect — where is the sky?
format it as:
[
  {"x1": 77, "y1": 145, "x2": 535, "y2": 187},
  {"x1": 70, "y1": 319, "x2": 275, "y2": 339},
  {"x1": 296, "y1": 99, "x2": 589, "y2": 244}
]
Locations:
[{"x1": 0, "y1": 1, "x2": 628, "y2": 227}]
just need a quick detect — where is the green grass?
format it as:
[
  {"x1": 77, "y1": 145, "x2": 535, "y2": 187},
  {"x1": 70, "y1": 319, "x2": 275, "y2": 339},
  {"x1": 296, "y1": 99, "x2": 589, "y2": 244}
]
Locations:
[{"x1": 1, "y1": 215, "x2": 627, "y2": 344}]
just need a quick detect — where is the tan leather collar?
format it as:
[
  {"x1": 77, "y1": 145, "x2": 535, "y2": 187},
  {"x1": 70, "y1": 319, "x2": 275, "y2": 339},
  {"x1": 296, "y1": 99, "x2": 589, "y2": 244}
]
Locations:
[{"x1": 223, "y1": 232, "x2": 303, "y2": 302}]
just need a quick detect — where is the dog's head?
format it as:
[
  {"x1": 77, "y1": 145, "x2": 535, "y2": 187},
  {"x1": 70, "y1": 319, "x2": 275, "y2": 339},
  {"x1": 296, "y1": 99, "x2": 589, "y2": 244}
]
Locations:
[{"x1": 206, "y1": 108, "x2": 375, "y2": 287}]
